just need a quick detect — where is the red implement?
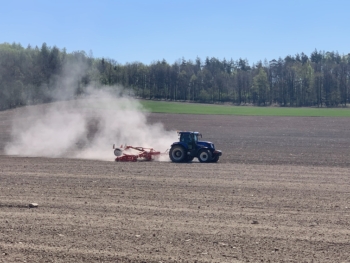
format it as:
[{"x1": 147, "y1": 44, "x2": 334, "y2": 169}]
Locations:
[{"x1": 114, "y1": 145, "x2": 161, "y2": 162}]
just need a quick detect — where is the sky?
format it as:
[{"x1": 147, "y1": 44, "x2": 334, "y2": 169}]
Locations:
[{"x1": 1, "y1": 0, "x2": 349, "y2": 66}]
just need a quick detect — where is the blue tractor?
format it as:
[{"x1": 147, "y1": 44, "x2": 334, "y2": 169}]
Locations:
[{"x1": 169, "y1": 131, "x2": 222, "y2": 163}]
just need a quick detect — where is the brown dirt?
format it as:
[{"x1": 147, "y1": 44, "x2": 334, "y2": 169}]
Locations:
[{"x1": 1, "y1": 108, "x2": 350, "y2": 262}]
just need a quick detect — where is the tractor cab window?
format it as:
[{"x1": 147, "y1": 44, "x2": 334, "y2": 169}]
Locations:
[
  {"x1": 180, "y1": 133, "x2": 192, "y2": 144},
  {"x1": 180, "y1": 133, "x2": 199, "y2": 145}
]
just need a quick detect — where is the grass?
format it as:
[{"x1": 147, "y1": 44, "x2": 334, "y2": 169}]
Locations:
[{"x1": 140, "y1": 100, "x2": 350, "y2": 117}]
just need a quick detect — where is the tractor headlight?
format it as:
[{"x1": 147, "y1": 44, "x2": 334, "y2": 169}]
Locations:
[{"x1": 211, "y1": 143, "x2": 215, "y2": 149}]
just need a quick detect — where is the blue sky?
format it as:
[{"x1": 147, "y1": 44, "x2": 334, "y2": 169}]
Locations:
[{"x1": 1, "y1": 0, "x2": 349, "y2": 65}]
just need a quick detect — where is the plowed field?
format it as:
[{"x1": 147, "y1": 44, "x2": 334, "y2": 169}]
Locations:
[{"x1": 1, "y1": 107, "x2": 350, "y2": 263}]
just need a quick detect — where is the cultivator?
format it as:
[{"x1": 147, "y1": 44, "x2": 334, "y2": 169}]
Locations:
[{"x1": 113, "y1": 144, "x2": 162, "y2": 162}]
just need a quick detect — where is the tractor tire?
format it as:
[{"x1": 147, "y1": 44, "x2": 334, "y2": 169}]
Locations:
[
  {"x1": 198, "y1": 149, "x2": 212, "y2": 163},
  {"x1": 114, "y1": 148, "x2": 123, "y2": 157},
  {"x1": 211, "y1": 155, "x2": 220, "y2": 163},
  {"x1": 169, "y1": 145, "x2": 186, "y2": 163}
]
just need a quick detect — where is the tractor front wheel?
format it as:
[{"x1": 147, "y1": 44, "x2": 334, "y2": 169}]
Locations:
[
  {"x1": 211, "y1": 155, "x2": 220, "y2": 163},
  {"x1": 169, "y1": 146, "x2": 186, "y2": 162},
  {"x1": 198, "y1": 149, "x2": 212, "y2": 163}
]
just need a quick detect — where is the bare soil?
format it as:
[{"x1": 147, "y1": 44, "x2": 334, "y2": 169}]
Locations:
[{"x1": 1, "y1": 108, "x2": 350, "y2": 262}]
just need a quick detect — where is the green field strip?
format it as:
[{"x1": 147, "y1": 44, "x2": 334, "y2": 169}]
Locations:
[{"x1": 140, "y1": 100, "x2": 350, "y2": 117}]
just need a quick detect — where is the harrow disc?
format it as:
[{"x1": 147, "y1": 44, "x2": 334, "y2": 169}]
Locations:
[{"x1": 114, "y1": 148, "x2": 123, "y2": 157}]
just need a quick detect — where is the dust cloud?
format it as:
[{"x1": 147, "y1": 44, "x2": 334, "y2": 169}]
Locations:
[{"x1": 4, "y1": 88, "x2": 177, "y2": 161}]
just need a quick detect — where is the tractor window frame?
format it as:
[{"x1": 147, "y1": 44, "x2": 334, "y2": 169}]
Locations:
[{"x1": 192, "y1": 133, "x2": 198, "y2": 144}]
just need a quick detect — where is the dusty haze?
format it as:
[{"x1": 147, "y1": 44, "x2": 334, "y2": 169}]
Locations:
[{"x1": 5, "y1": 88, "x2": 176, "y2": 161}]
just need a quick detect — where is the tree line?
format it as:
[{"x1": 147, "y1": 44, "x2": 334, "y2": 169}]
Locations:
[{"x1": 1, "y1": 42, "x2": 350, "y2": 110}]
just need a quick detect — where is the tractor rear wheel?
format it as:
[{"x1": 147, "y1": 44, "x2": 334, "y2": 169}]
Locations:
[
  {"x1": 198, "y1": 149, "x2": 212, "y2": 163},
  {"x1": 169, "y1": 145, "x2": 186, "y2": 162}
]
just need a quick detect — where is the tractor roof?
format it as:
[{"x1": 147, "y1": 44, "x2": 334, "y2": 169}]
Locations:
[
  {"x1": 177, "y1": 131, "x2": 202, "y2": 136},
  {"x1": 178, "y1": 131, "x2": 199, "y2": 134}
]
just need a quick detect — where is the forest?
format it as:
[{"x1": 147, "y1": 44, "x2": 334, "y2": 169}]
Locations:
[{"x1": 0, "y1": 42, "x2": 349, "y2": 111}]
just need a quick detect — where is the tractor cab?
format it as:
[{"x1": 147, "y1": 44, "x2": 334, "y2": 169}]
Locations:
[{"x1": 179, "y1": 131, "x2": 200, "y2": 150}]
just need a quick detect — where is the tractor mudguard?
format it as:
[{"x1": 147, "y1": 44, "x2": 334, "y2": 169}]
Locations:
[{"x1": 171, "y1": 141, "x2": 188, "y2": 149}]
